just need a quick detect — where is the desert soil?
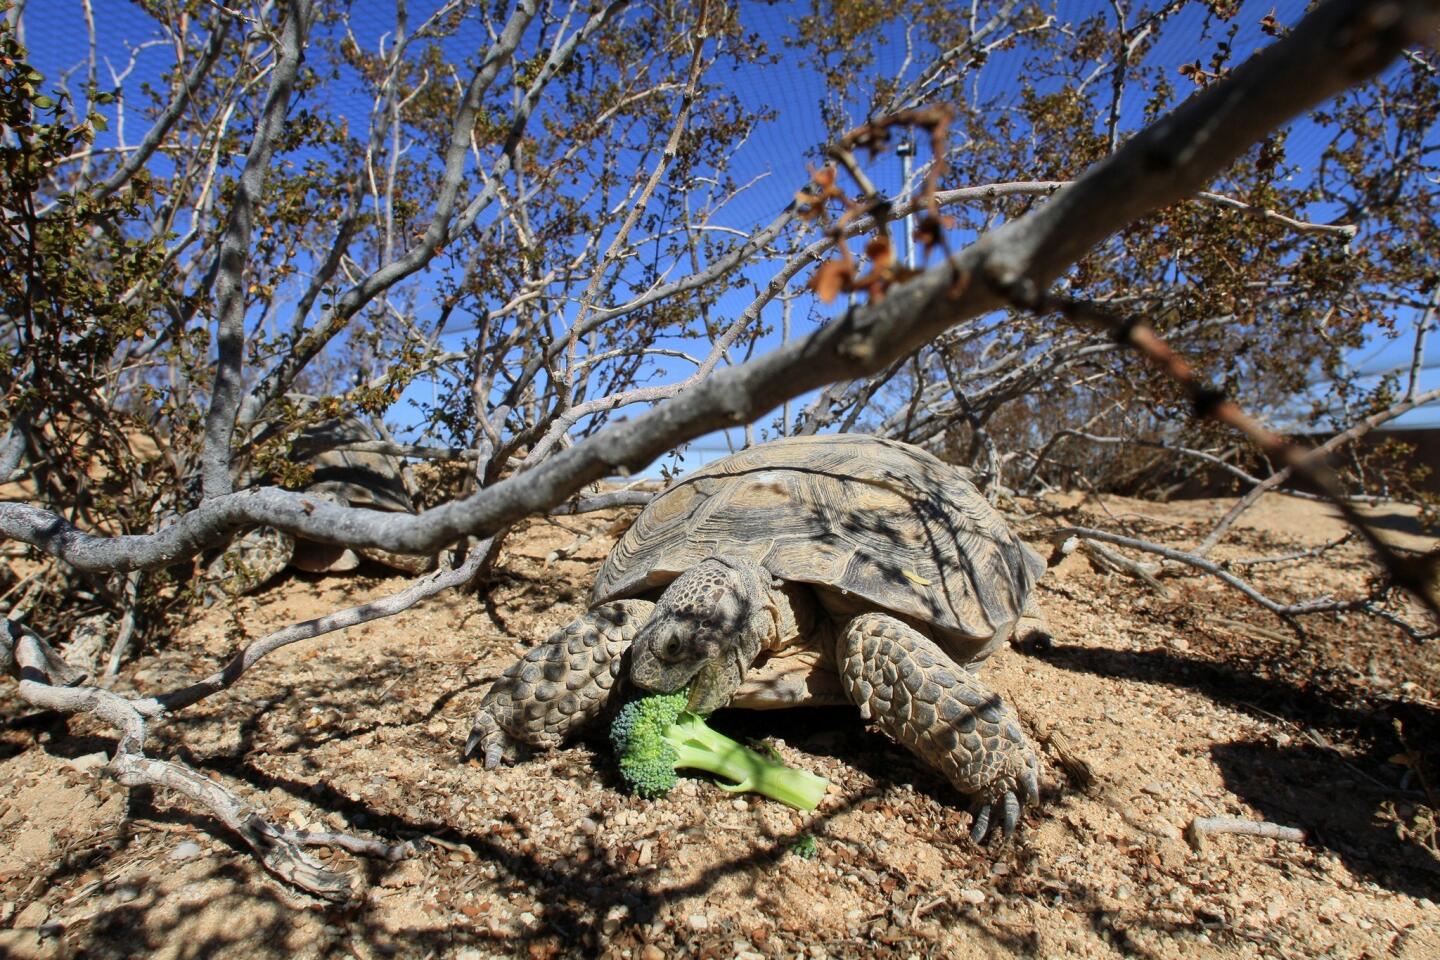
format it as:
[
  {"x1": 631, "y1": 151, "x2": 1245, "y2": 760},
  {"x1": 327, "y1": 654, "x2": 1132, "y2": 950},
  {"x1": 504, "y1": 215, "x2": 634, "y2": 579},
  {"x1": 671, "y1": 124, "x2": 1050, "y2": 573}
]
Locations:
[{"x1": 1, "y1": 491, "x2": 1438, "y2": 959}]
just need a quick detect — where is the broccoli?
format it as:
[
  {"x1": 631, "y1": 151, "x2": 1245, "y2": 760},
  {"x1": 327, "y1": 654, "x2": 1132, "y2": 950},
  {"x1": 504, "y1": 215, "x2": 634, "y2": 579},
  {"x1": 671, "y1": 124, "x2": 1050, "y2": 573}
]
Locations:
[
  {"x1": 789, "y1": 834, "x2": 820, "y2": 860},
  {"x1": 609, "y1": 690, "x2": 829, "y2": 811}
]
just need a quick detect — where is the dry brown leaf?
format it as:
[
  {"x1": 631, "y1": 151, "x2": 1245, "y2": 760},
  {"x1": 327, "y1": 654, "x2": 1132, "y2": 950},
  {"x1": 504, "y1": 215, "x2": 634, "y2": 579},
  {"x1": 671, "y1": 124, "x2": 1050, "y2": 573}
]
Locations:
[
  {"x1": 809, "y1": 259, "x2": 853, "y2": 303},
  {"x1": 865, "y1": 237, "x2": 894, "y2": 270}
]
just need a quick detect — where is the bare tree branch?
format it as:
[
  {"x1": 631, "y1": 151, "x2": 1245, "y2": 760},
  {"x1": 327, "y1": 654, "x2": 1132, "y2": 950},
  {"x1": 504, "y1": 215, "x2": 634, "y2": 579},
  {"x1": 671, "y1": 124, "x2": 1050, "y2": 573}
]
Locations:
[
  {"x1": 1195, "y1": 385, "x2": 1440, "y2": 555},
  {"x1": 86, "y1": 18, "x2": 232, "y2": 204},
  {"x1": 200, "y1": 0, "x2": 314, "y2": 498},
  {"x1": 1054, "y1": 526, "x2": 1380, "y2": 619}
]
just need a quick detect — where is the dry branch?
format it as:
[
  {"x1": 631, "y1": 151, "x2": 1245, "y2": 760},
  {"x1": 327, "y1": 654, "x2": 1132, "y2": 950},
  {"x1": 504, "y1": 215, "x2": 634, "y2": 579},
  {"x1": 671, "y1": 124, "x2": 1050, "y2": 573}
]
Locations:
[
  {"x1": 1186, "y1": 816, "x2": 1306, "y2": 851},
  {"x1": 158, "y1": 545, "x2": 489, "y2": 712},
  {"x1": 1195, "y1": 385, "x2": 1440, "y2": 556},
  {"x1": 1056, "y1": 526, "x2": 1347, "y2": 614},
  {"x1": 1053, "y1": 525, "x2": 1436, "y2": 640},
  {"x1": 8, "y1": 623, "x2": 389, "y2": 901}
]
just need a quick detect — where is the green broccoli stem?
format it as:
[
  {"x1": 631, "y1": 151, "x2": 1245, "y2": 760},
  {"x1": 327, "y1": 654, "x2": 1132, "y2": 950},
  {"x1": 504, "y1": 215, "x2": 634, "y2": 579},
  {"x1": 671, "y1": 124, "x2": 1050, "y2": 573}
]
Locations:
[{"x1": 667, "y1": 712, "x2": 829, "y2": 811}]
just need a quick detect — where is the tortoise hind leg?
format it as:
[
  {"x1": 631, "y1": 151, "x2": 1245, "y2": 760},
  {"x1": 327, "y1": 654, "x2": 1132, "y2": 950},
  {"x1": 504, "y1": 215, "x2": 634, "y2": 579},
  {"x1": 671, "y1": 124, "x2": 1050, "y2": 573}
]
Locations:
[
  {"x1": 835, "y1": 612, "x2": 1040, "y2": 842},
  {"x1": 467, "y1": 600, "x2": 653, "y2": 768}
]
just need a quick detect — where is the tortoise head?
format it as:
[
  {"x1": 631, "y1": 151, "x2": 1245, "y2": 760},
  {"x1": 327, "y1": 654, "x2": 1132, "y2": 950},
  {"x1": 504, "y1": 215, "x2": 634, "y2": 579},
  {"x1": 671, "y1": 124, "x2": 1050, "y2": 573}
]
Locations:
[{"x1": 629, "y1": 556, "x2": 776, "y2": 715}]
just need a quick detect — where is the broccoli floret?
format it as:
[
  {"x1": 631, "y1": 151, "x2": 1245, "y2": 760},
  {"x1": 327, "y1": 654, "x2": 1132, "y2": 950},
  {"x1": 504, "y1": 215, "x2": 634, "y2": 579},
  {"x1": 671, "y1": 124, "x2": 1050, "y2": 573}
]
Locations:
[
  {"x1": 610, "y1": 690, "x2": 829, "y2": 811},
  {"x1": 789, "y1": 834, "x2": 819, "y2": 859}
]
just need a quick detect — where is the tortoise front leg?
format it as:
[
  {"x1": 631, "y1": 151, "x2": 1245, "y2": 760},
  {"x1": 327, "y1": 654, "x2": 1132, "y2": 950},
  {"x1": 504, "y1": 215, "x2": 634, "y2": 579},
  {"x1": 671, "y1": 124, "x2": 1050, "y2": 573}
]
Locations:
[
  {"x1": 835, "y1": 612, "x2": 1041, "y2": 843},
  {"x1": 466, "y1": 600, "x2": 654, "y2": 768}
]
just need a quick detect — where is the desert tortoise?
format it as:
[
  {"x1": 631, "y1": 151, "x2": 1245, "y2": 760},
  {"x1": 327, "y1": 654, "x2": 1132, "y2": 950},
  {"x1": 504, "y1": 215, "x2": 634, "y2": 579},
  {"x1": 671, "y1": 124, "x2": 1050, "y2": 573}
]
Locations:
[
  {"x1": 468, "y1": 434, "x2": 1048, "y2": 840},
  {"x1": 206, "y1": 417, "x2": 434, "y2": 596}
]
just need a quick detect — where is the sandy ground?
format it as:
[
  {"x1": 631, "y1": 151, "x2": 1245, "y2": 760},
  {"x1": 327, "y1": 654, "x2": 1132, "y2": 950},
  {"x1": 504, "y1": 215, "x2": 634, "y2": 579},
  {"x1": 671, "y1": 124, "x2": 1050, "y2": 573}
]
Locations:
[{"x1": 1, "y1": 491, "x2": 1438, "y2": 959}]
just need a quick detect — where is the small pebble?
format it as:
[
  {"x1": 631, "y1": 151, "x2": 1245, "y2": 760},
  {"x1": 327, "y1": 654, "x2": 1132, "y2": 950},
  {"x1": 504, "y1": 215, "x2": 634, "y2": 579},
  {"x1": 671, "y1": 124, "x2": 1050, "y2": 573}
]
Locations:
[
  {"x1": 168, "y1": 841, "x2": 203, "y2": 862},
  {"x1": 958, "y1": 888, "x2": 985, "y2": 906},
  {"x1": 66, "y1": 752, "x2": 109, "y2": 773},
  {"x1": 688, "y1": 913, "x2": 710, "y2": 931},
  {"x1": 13, "y1": 901, "x2": 49, "y2": 928},
  {"x1": 602, "y1": 904, "x2": 629, "y2": 936}
]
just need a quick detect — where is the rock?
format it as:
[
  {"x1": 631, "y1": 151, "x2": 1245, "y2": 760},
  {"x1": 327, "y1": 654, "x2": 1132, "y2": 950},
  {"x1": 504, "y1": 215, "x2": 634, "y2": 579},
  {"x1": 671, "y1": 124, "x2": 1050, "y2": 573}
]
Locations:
[
  {"x1": 13, "y1": 901, "x2": 48, "y2": 928},
  {"x1": 379, "y1": 858, "x2": 426, "y2": 889},
  {"x1": 0, "y1": 928, "x2": 64, "y2": 960},
  {"x1": 640, "y1": 946, "x2": 665, "y2": 960},
  {"x1": 602, "y1": 904, "x2": 629, "y2": 936},
  {"x1": 958, "y1": 888, "x2": 985, "y2": 906},
  {"x1": 168, "y1": 841, "x2": 202, "y2": 863},
  {"x1": 65, "y1": 753, "x2": 108, "y2": 774},
  {"x1": 688, "y1": 913, "x2": 710, "y2": 931}
]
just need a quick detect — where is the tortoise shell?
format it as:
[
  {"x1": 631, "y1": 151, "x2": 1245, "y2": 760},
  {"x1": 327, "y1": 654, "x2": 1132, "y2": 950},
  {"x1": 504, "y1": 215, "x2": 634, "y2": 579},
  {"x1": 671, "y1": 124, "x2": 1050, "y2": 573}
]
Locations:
[
  {"x1": 295, "y1": 416, "x2": 415, "y2": 514},
  {"x1": 593, "y1": 435, "x2": 1044, "y2": 653}
]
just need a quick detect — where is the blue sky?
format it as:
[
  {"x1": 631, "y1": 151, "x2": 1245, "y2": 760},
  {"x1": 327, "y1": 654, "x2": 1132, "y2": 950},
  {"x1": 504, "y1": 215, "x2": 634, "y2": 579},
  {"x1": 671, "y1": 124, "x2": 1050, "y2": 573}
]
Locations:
[{"x1": 17, "y1": 0, "x2": 1440, "y2": 477}]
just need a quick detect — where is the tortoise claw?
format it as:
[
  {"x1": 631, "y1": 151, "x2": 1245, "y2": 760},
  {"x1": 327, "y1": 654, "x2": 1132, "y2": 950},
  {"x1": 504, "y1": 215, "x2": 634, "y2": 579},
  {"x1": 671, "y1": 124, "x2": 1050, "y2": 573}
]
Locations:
[
  {"x1": 464, "y1": 710, "x2": 522, "y2": 769},
  {"x1": 1021, "y1": 763, "x2": 1040, "y2": 807},
  {"x1": 969, "y1": 801, "x2": 994, "y2": 843},
  {"x1": 1002, "y1": 790, "x2": 1021, "y2": 837},
  {"x1": 969, "y1": 783, "x2": 1029, "y2": 844}
]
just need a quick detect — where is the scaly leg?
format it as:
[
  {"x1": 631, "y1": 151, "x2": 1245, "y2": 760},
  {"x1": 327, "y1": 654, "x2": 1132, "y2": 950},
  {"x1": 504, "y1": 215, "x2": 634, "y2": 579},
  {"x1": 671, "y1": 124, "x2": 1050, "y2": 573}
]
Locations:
[
  {"x1": 466, "y1": 600, "x2": 654, "y2": 768},
  {"x1": 836, "y1": 612, "x2": 1040, "y2": 842}
]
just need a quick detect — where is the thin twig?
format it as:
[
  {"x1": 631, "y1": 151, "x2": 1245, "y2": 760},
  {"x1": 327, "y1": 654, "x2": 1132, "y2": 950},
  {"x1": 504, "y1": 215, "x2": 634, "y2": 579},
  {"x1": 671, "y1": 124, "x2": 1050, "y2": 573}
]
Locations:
[{"x1": 1186, "y1": 816, "x2": 1305, "y2": 850}]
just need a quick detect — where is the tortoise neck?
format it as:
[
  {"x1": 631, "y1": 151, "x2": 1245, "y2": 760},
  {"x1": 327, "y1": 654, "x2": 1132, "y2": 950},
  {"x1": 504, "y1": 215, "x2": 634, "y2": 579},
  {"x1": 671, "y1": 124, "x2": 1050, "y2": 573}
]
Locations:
[
  {"x1": 706, "y1": 554, "x2": 787, "y2": 650},
  {"x1": 765, "y1": 582, "x2": 829, "y2": 657}
]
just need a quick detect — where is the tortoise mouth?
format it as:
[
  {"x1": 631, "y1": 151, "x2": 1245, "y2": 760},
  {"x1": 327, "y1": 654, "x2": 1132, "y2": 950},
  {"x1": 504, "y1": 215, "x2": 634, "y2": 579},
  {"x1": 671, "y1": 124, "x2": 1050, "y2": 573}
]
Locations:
[
  {"x1": 630, "y1": 646, "x2": 734, "y2": 716},
  {"x1": 629, "y1": 648, "x2": 705, "y2": 696},
  {"x1": 682, "y1": 649, "x2": 749, "y2": 716},
  {"x1": 683, "y1": 661, "x2": 726, "y2": 715}
]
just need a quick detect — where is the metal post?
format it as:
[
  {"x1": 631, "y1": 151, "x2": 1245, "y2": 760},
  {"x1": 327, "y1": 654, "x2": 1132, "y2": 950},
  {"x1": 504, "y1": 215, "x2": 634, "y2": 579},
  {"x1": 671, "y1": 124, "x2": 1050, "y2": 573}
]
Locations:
[{"x1": 896, "y1": 139, "x2": 916, "y2": 267}]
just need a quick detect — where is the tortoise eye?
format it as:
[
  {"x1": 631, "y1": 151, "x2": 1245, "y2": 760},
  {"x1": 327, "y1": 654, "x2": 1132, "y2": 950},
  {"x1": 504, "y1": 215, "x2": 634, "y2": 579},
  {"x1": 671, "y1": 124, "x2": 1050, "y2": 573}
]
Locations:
[{"x1": 661, "y1": 636, "x2": 683, "y2": 659}]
